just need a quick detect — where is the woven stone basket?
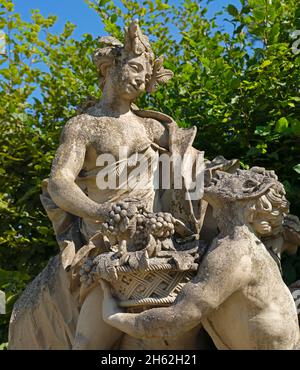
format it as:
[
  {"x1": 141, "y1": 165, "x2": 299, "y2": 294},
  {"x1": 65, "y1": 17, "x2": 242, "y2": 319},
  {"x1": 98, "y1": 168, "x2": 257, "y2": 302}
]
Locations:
[{"x1": 111, "y1": 263, "x2": 196, "y2": 312}]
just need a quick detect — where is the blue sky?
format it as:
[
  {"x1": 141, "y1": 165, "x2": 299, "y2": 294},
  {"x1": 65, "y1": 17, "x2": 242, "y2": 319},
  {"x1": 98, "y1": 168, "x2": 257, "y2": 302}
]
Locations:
[
  {"x1": 10, "y1": 0, "x2": 242, "y2": 104},
  {"x1": 13, "y1": 0, "x2": 241, "y2": 39}
]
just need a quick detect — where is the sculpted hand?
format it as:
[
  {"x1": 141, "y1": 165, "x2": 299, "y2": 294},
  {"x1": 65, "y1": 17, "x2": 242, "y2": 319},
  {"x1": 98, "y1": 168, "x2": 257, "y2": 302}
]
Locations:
[
  {"x1": 100, "y1": 279, "x2": 163, "y2": 338},
  {"x1": 100, "y1": 280, "x2": 198, "y2": 339},
  {"x1": 94, "y1": 202, "x2": 113, "y2": 223}
]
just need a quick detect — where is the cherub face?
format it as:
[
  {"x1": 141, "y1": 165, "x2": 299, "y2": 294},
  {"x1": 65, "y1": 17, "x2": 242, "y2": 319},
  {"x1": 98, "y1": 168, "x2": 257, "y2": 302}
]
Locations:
[
  {"x1": 109, "y1": 54, "x2": 152, "y2": 101},
  {"x1": 247, "y1": 189, "x2": 288, "y2": 237},
  {"x1": 250, "y1": 207, "x2": 284, "y2": 237}
]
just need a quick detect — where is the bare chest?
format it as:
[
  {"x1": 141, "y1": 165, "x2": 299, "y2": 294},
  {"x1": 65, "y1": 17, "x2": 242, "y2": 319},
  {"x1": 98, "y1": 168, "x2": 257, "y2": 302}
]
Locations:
[{"x1": 85, "y1": 117, "x2": 151, "y2": 164}]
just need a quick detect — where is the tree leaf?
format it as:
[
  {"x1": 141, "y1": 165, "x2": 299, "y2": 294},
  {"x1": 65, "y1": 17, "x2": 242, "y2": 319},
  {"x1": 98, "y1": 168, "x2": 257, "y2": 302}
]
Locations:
[
  {"x1": 293, "y1": 164, "x2": 300, "y2": 174},
  {"x1": 110, "y1": 14, "x2": 117, "y2": 23},
  {"x1": 99, "y1": 0, "x2": 110, "y2": 6},
  {"x1": 252, "y1": 6, "x2": 265, "y2": 22},
  {"x1": 227, "y1": 4, "x2": 239, "y2": 17},
  {"x1": 255, "y1": 125, "x2": 270, "y2": 136},
  {"x1": 275, "y1": 117, "x2": 289, "y2": 133},
  {"x1": 260, "y1": 59, "x2": 272, "y2": 68}
]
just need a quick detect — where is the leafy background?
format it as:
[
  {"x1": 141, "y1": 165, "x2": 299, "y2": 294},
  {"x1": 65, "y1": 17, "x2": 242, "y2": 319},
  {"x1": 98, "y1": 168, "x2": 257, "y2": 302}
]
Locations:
[{"x1": 0, "y1": 0, "x2": 300, "y2": 347}]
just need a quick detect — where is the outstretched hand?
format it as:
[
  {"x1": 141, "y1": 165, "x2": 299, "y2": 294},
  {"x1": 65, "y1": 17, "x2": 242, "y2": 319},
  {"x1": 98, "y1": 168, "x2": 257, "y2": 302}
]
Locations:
[{"x1": 100, "y1": 280, "x2": 199, "y2": 340}]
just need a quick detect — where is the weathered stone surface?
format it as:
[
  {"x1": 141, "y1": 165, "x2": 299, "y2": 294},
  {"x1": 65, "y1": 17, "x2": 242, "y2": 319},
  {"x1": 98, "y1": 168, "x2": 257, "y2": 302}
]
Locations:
[
  {"x1": 8, "y1": 20, "x2": 300, "y2": 350},
  {"x1": 99, "y1": 168, "x2": 300, "y2": 349}
]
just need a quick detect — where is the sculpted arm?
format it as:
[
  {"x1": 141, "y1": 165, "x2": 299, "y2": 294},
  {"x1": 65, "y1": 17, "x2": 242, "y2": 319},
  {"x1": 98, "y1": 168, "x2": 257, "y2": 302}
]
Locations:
[
  {"x1": 102, "y1": 240, "x2": 253, "y2": 339},
  {"x1": 48, "y1": 117, "x2": 109, "y2": 221}
]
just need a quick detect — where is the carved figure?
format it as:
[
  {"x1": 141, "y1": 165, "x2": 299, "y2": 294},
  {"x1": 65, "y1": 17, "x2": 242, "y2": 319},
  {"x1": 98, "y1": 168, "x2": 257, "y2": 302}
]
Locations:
[
  {"x1": 100, "y1": 168, "x2": 300, "y2": 349},
  {"x1": 8, "y1": 21, "x2": 300, "y2": 350}
]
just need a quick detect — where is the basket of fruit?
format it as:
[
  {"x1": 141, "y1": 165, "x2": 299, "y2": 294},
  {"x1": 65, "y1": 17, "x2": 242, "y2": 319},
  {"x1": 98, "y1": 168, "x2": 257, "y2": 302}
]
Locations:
[{"x1": 79, "y1": 201, "x2": 201, "y2": 312}]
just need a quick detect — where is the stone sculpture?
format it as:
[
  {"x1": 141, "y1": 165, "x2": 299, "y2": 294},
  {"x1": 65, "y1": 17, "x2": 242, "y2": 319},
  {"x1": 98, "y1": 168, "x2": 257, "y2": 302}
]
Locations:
[
  {"x1": 8, "y1": 20, "x2": 300, "y2": 350},
  {"x1": 100, "y1": 168, "x2": 300, "y2": 349}
]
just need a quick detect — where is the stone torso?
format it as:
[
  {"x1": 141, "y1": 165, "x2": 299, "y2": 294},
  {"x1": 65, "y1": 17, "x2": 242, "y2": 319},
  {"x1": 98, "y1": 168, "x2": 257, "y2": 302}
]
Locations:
[
  {"x1": 72, "y1": 112, "x2": 158, "y2": 203},
  {"x1": 202, "y1": 235, "x2": 299, "y2": 350},
  {"x1": 69, "y1": 111, "x2": 161, "y2": 241},
  {"x1": 84, "y1": 114, "x2": 152, "y2": 160},
  {"x1": 77, "y1": 112, "x2": 154, "y2": 168}
]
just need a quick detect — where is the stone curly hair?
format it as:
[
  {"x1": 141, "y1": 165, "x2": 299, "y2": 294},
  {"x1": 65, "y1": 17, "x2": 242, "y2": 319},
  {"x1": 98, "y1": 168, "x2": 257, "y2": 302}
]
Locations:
[{"x1": 245, "y1": 186, "x2": 289, "y2": 225}]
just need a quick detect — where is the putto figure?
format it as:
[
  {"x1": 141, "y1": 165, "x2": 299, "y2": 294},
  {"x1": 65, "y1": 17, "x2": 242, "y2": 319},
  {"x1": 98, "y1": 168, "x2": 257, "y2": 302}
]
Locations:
[
  {"x1": 8, "y1": 21, "x2": 299, "y2": 350},
  {"x1": 101, "y1": 168, "x2": 300, "y2": 349}
]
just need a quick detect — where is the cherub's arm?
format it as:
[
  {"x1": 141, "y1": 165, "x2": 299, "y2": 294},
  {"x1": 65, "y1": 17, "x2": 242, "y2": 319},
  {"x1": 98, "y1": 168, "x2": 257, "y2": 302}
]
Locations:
[
  {"x1": 101, "y1": 240, "x2": 253, "y2": 339},
  {"x1": 48, "y1": 117, "x2": 110, "y2": 221}
]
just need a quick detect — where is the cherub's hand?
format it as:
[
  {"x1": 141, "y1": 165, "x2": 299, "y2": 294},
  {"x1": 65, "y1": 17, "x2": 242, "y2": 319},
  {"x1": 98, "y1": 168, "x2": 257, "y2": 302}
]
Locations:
[
  {"x1": 100, "y1": 279, "x2": 166, "y2": 338},
  {"x1": 100, "y1": 279, "x2": 198, "y2": 340}
]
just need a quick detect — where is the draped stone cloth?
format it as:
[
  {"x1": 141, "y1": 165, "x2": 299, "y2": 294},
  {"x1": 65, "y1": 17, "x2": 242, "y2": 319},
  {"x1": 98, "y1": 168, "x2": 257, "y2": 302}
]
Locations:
[{"x1": 8, "y1": 109, "x2": 209, "y2": 349}]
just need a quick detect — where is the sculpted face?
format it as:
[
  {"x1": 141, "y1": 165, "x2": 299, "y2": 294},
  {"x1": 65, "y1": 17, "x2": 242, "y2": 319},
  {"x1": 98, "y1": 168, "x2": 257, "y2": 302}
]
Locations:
[
  {"x1": 246, "y1": 188, "x2": 289, "y2": 238},
  {"x1": 204, "y1": 168, "x2": 289, "y2": 239},
  {"x1": 109, "y1": 54, "x2": 152, "y2": 101},
  {"x1": 250, "y1": 207, "x2": 284, "y2": 237}
]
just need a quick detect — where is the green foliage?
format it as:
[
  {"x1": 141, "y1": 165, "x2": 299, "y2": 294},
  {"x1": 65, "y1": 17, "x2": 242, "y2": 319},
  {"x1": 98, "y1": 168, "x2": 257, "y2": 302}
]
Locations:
[
  {"x1": 282, "y1": 249, "x2": 300, "y2": 286},
  {"x1": 0, "y1": 0, "x2": 99, "y2": 344},
  {"x1": 87, "y1": 0, "x2": 300, "y2": 214},
  {"x1": 0, "y1": 0, "x2": 300, "y2": 345}
]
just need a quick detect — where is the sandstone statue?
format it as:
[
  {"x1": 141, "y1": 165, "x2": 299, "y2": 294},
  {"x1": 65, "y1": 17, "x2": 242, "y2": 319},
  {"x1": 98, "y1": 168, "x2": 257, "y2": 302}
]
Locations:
[
  {"x1": 8, "y1": 20, "x2": 300, "y2": 350},
  {"x1": 100, "y1": 168, "x2": 300, "y2": 349}
]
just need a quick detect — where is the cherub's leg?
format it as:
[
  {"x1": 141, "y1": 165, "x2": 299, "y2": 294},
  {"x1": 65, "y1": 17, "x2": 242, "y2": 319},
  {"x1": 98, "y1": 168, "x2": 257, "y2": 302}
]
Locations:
[{"x1": 73, "y1": 285, "x2": 123, "y2": 349}]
